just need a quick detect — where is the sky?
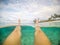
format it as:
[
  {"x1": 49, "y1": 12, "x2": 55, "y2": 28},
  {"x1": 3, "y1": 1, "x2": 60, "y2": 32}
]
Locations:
[{"x1": 0, "y1": 0, "x2": 60, "y2": 26}]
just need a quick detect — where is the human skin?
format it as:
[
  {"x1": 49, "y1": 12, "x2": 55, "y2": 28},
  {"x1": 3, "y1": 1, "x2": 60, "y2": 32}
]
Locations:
[
  {"x1": 34, "y1": 19, "x2": 51, "y2": 45},
  {"x1": 3, "y1": 19, "x2": 21, "y2": 45}
]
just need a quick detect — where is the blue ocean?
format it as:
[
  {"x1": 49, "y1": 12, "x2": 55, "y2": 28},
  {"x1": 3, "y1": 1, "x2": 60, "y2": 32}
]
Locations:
[{"x1": 0, "y1": 26, "x2": 60, "y2": 45}]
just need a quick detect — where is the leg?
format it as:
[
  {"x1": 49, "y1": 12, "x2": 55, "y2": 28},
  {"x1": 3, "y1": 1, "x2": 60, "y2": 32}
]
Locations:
[
  {"x1": 3, "y1": 19, "x2": 21, "y2": 45},
  {"x1": 34, "y1": 19, "x2": 51, "y2": 45}
]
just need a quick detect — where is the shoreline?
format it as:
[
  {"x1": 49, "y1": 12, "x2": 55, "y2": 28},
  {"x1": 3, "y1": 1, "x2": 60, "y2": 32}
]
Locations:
[
  {"x1": 0, "y1": 25, "x2": 60, "y2": 28},
  {"x1": 0, "y1": 20, "x2": 60, "y2": 28}
]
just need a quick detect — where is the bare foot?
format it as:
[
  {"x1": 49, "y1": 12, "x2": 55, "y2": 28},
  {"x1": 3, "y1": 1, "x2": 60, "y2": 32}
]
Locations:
[
  {"x1": 34, "y1": 19, "x2": 51, "y2": 45},
  {"x1": 3, "y1": 19, "x2": 21, "y2": 45}
]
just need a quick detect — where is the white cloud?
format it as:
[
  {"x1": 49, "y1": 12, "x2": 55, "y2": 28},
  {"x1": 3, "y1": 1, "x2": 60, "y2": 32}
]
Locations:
[
  {"x1": 0, "y1": 0, "x2": 60, "y2": 26},
  {"x1": 1, "y1": 2, "x2": 60, "y2": 19}
]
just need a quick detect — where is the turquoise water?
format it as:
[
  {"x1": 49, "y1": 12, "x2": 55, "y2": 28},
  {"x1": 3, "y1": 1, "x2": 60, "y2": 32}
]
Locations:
[
  {"x1": 0, "y1": 26, "x2": 60, "y2": 45},
  {"x1": 0, "y1": 26, "x2": 16, "y2": 45},
  {"x1": 21, "y1": 26, "x2": 35, "y2": 45}
]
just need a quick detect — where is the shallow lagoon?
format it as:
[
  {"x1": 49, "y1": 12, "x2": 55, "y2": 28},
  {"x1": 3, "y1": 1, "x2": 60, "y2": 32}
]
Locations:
[{"x1": 0, "y1": 26, "x2": 60, "y2": 45}]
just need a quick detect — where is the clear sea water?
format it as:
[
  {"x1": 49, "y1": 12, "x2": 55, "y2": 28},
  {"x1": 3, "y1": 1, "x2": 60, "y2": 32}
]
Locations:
[{"x1": 0, "y1": 26, "x2": 60, "y2": 45}]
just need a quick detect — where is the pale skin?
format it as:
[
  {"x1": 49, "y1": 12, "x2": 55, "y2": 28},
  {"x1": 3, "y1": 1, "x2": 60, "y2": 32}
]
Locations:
[
  {"x1": 3, "y1": 19, "x2": 21, "y2": 45},
  {"x1": 34, "y1": 19, "x2": 51, "y2": 45}
]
